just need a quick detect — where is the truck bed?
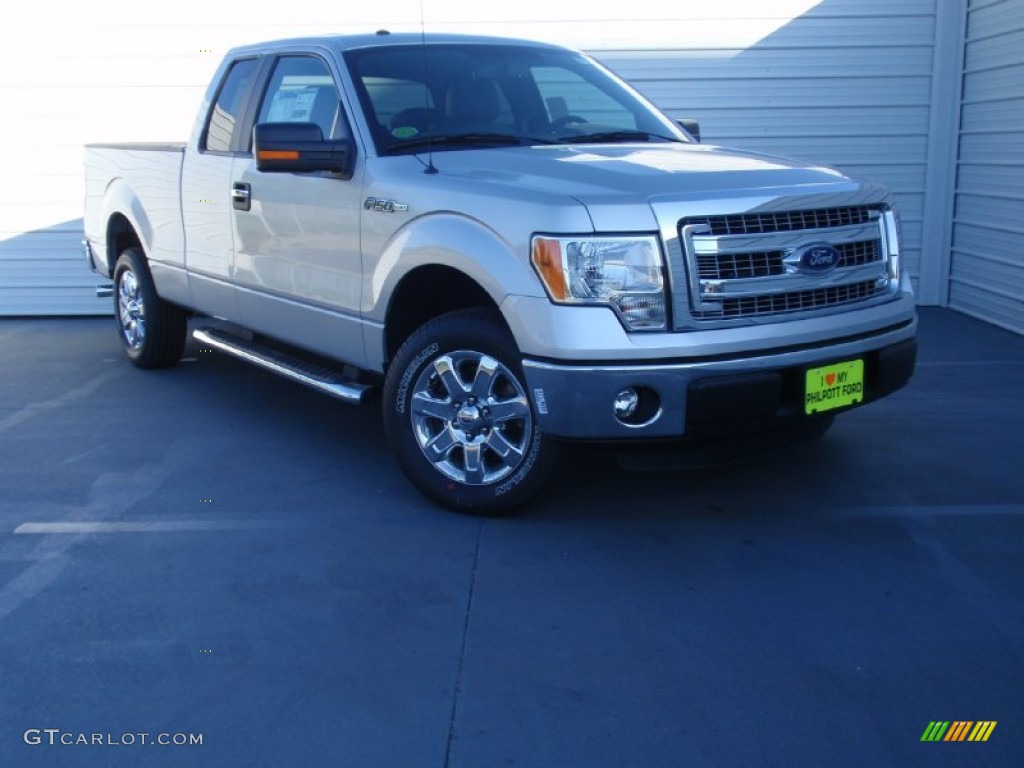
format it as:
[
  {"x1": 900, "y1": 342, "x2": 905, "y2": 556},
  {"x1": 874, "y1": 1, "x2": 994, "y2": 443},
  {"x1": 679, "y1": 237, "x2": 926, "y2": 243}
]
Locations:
[
  {"x1": 83, "y1": 143, "x2": 186, "y2": 279},
  {"x1": 85, "y1": 142, "x2": 187, "y2": 152}
]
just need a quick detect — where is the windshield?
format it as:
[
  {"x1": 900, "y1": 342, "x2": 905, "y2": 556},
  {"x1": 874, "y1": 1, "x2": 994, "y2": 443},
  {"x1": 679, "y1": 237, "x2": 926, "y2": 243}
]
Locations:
[{"x1": 343, "y1": 43, "x2": 688, "y2": 155}]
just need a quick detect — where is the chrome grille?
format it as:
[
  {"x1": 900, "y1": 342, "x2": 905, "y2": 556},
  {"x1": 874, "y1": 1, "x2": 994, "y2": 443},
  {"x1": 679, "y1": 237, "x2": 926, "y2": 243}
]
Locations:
[
  {"x1": 682, "y1": 205, "x2": 877, "y2": 236},
  {"x1": 678, "y1": 205, "x2": 895, "y2": 324},
  {"x1": 696, "y1": 240, "x2": 882, "y2": 280},
  {"x1": 837, "y1": 239, "x2": 882, "y2": 268},
  {"x1": 705, "y1": 280, "x2": 889, "y2": 320},
  {"x1": 697, "y1": 251, "x2": 785, "y2": 280}
]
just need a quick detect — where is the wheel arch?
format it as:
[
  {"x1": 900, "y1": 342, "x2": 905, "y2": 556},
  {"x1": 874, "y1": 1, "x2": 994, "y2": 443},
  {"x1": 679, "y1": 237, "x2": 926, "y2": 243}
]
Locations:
[
  {"x1": 384, "y1": 265, "x2": 502, "y2": 368},
  {"x1": 106, "y1": 213, "x2": 142, "y2": 274},
  {"x1": 96, "y1": 174, "x2": 153, "y2": 275}
]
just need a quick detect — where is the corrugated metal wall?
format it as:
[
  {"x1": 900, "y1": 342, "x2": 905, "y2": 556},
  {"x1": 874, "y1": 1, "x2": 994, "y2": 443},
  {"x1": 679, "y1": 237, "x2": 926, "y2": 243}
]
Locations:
[
  {"x1": 0, "y1": 9, "x2": 217, "y2": 316},
  {"x1": 0, "y1": 230, "x2": 98, "y2": 315},
  {"x1": 950, "y1": 0, "x2": 1024, "y2": 333}
]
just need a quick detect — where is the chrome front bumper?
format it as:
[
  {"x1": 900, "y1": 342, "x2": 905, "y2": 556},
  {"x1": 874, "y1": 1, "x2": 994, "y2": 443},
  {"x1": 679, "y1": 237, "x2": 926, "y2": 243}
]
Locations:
[{"x1": 522, "y1": 316, "x2": 917, "y2": 440}]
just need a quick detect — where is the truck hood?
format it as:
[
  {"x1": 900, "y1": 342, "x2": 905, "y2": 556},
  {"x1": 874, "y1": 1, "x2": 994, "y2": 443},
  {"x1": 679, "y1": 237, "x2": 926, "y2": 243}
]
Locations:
[{"x1": 427, "y1": 142, "x2": 886, "y2": 230}]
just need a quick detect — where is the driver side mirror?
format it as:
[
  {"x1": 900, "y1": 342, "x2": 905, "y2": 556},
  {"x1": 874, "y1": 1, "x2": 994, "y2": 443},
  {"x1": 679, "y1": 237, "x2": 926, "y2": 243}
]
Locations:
[
  {"x1": 254, "y1": 122, "x2": 354, "y2": 177},
  {"x1": 677, "y1": 119, "x2": 701, "y2": 143}
]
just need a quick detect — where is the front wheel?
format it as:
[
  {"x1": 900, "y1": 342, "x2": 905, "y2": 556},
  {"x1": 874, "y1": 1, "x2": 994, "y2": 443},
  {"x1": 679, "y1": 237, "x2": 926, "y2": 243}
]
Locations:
[{"x1": 382, "y1": 309, "x2": 558, "y2": 515}]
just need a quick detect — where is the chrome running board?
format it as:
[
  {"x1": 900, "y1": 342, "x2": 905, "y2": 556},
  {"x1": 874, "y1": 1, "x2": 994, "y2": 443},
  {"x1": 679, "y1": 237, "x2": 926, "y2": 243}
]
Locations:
[{"x1": 192, "y1": 327, "x2": 372, "y2": 405}]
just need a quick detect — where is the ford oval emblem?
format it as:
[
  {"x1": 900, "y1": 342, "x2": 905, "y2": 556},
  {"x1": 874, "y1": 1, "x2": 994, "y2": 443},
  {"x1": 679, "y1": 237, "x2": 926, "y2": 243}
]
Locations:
[{"x1": 792, "y1": 243, "x2": 842, "y2": 274}]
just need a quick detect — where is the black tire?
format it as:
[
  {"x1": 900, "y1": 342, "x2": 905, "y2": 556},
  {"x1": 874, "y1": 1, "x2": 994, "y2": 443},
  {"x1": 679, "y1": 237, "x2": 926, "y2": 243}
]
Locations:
[
  {"x1": 113, "y1": 247, "x2": 187, "y2": 369},
  {"x1": 382, "y1": 308, "x2": 558, "y2": 515}
]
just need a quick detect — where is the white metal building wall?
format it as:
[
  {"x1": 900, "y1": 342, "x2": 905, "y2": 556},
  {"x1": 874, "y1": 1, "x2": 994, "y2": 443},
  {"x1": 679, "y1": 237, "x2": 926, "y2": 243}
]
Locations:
[
  {"x1": 0, "y1": 1, "x2": 961, "y2": 320},
  {"x1": 949, "y1": 0, "x2": 1024, "y2": 333}
]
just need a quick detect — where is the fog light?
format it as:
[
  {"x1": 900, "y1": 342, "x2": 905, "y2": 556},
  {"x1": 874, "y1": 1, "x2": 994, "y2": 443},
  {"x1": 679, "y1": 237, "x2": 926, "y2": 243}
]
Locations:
[
  {"x1": 613, "y1": 388, "x2": 639, "y2": 419},
  {"x1": 612, "y1": 386, "x2": 663, "y2": 427}
]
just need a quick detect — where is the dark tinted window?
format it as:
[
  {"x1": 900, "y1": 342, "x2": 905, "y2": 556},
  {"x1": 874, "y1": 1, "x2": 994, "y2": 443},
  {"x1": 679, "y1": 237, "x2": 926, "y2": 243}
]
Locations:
[{"x1": 203, "y1": 58, "x2": 259, "y2": 152}]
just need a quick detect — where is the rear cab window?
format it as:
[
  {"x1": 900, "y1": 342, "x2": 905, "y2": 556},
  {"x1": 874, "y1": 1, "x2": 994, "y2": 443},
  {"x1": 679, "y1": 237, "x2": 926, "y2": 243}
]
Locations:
[{"x1": 202, "y1": 58, "x2": 261, "y2": 153}]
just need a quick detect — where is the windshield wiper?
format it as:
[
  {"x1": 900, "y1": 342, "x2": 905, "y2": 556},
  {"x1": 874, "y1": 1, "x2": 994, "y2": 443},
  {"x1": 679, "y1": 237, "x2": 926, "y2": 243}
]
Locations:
[
  {"x1": 386, "y1": 133, "x2": 555, "y2": 154},
  {"x1": 562, "y1": 130, "x2": 681, "y2": 144}
]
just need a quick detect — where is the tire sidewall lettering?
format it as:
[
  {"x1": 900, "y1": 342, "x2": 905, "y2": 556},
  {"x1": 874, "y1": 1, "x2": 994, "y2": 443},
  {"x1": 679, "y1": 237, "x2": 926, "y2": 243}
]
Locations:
[
  {"x1": 493, "y1": 424, "x2": 542, "y2": 497},
  {"x1": 394, "y1": 342, "x2": 439, "y2": 415}
]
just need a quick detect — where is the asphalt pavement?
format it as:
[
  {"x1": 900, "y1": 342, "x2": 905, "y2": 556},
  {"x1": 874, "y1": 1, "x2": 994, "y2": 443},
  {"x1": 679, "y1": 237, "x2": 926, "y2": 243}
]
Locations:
[{"x1": 0, "y1": 308, "x2": 1021, "y2": 767}]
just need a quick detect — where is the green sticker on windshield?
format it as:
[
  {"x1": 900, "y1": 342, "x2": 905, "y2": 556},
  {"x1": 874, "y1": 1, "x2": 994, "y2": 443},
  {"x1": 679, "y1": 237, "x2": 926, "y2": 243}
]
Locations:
[{"x1": 392, "y1": 126, "x2": 419, "y2": 139}]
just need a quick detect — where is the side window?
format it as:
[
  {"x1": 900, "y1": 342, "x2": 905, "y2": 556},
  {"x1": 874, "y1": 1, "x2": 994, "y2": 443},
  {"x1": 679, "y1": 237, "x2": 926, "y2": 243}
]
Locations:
[
  {"x1": 203, "y1": 58, "x2": 260, "y2": 153},
  {"x1": 257, "y1": 56, "x2": 342, "y2": 140}
]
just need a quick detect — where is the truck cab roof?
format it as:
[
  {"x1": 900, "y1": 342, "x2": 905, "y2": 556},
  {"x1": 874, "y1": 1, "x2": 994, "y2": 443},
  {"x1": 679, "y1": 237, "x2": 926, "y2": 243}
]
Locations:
[{"x1": 226, "y1": 31, "x2": 562, "y2": 56}]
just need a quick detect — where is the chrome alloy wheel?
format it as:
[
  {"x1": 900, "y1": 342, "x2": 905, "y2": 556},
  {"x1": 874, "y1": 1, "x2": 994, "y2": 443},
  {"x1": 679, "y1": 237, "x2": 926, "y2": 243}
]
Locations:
[
  {"x1": 117, "y1": 268, "x2": 146, "y2": 350},
  {"x1": 409, "y1": 350, "x2": 533, "y2": 485}
]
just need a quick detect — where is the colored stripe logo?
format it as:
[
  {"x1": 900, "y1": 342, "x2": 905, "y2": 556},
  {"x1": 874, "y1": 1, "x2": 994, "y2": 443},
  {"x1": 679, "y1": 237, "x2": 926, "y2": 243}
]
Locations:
[{"x1": 921, "y1": 721, "x2": 997, "y2": 742}]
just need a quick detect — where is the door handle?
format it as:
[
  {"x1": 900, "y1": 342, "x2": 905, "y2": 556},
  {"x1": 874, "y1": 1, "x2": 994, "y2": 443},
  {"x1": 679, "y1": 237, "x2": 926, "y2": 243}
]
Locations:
[{"x1": 231, "y1": 182, "x2": 251, "y2": 212}]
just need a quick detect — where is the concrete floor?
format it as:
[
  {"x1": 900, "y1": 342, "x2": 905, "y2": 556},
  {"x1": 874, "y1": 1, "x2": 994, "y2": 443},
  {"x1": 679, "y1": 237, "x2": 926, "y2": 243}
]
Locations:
[{"x1": 0, "y1": 308, "x2": 1021, "y2": 767}]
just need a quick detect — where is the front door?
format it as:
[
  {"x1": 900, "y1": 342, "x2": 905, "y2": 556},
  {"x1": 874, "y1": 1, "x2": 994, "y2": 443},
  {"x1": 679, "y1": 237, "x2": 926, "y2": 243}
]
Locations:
[{"x1": 230, "y1": 54, "x2": 365, "y2": 366}]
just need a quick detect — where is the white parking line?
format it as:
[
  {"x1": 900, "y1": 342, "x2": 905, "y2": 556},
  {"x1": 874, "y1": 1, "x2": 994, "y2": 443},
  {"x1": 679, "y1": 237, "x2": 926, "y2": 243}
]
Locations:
[
  {"x1": 13, "y1": 520, "x2": 284, "y2": 534},
  {"x1": 837, "y1": 504, "x2": 1024, "y2": 518}
]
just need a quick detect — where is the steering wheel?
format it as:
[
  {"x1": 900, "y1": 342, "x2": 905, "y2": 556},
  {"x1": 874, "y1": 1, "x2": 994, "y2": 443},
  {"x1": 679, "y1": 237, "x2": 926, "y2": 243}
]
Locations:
[{"x1": 550, "y1": 114, "x2": 588, "y2": 129}]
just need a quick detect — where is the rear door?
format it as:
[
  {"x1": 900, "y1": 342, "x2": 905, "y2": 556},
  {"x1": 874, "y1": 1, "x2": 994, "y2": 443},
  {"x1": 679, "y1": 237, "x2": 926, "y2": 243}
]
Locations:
[
  {"x1": 181, "y1": 56, "x2": 263, "y2": 319},
  {"x1": 230, "y1": 53, "x2": 366, "y2": 366}
]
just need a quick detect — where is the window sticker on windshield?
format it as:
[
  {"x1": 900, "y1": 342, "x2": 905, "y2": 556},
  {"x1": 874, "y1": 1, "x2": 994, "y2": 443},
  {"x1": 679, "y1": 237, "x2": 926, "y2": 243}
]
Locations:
[{"x1": 392, "y1": 126, "x2": 419, "y2": 138}]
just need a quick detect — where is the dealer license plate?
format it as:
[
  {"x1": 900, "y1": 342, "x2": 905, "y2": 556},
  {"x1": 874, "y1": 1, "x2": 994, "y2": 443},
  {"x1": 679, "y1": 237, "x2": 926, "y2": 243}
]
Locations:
[{"x1": 805, "y1": 359, "x2": 864, "y2": 415}]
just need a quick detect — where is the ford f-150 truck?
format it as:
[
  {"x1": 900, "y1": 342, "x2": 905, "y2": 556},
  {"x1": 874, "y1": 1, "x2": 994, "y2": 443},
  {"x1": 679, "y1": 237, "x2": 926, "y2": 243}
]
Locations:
[{"x1": 84, "y1": 32, "x2": 916, "y2": 514}]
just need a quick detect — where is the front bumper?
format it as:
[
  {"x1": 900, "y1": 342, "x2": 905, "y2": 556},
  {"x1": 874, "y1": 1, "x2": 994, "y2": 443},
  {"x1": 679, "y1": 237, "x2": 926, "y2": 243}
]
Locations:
[{"x1": 521, "y1": 317, "x2": 916, "y2": 440}]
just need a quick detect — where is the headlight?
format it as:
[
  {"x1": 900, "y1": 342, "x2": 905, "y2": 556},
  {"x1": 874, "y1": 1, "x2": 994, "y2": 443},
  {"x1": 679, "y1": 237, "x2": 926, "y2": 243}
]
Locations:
[{"x1": 531, "y1": 235, "x2": 667, "y2": 331}]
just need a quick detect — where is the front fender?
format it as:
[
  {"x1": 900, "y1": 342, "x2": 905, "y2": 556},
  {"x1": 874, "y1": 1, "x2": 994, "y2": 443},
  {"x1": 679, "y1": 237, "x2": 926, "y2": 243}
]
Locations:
[{"x1": 364, "y1": 211, "x2": 548, "y2": 323}]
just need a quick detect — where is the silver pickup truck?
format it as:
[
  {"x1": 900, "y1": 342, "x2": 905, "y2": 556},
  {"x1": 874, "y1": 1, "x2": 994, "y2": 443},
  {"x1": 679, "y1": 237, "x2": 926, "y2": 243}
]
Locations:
[{"x1": 84, "y1": 32, "x2": 917, "y2": 514}]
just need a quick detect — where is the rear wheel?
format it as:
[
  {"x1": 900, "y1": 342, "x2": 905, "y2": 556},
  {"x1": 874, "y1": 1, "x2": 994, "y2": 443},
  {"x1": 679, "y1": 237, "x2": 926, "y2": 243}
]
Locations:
[
  {"x1": 383, "y1": 309, "x2": 558, "y2": 515},
  {"x1": 113, "y1": 248, "x2": 186, "y2": 368}
]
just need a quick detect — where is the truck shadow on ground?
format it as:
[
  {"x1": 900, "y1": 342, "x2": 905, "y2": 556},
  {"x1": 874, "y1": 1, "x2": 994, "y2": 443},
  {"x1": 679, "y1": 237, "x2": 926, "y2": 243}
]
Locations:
[{"x1": 172, "y1": 332, "x2": 869, "y2": 523}]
